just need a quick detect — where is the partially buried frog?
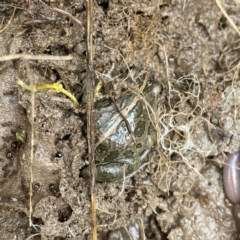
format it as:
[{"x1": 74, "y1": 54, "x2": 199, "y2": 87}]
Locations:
[{"x1": 80, "y1": 76, "x2": 160, "y2": 182}]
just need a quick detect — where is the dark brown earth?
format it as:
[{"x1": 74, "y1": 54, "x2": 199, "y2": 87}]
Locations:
[{"x1": 0, "y1": 0, "x2": 240, "y2": 239}]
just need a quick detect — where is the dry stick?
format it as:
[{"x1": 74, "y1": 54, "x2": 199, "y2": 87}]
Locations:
[
  {"x1": 38, "y1": 1, "x2": 97, "y2": 236},
  {"x1": 52, "y1": 7, "x2": 83, "y2": 27},
  {"x1": 99, "y1": 78, "x2": 136, "y2": 142},
  {"x1": 24, "y1": 60, "x2": 35, "y2": 227},
  {"x1": 0, "y1": 7, "x2": 16, "y2": 33},
  {"x1": 215, "y1": 0, "x2": 240, "y2": 35},
  {"x1": 25, "y1": 233, "x2": 41, "y2": 240},
  {"x1": 0, "y1": 52, "x2": 72, "y2": 230},
  {"x1": 0, "y1": 53, "x2": 72, "y2": 227},
  {"x1": 39, "y1": 0, "x2": 83, "y2": 27},
  {"x1": 86, "y1": 0, "x2": 97, "y2": 240},
  {"x1": 0, "y1": 54, "x2": 72, "y2": 61}
]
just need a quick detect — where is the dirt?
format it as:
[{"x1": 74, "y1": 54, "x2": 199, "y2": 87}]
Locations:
[{"x1": 0, "y1": 0, "x2": 240, "y2": 239}]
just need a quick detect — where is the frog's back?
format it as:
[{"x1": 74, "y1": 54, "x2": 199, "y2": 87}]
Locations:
[{"x1": 80, "y1": 77, "x2": 161, "y2": 182}]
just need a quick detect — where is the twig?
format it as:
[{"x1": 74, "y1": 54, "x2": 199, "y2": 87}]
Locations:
[
  {"x1": 117, "y1": 165, "x2": 126, "y2": 198},
  {"x1": 52, "y1": 7, "x2": 83, "y2": 26},
  {"x1": 40, "y1": 0, "x2": 97, "y2": 237},
  {"x1": 86, "y1": 0, "x2": 97, "y2": 239},
  {"x1": 24, "y1": 60, "x2": 35, "y2": 228},
  {"x1": 215, "y1": 0, "x2": 240, "y2": 35},
  {"x1": 98, "y1": 77, "x2": 136, "y2": 142},
  {"x1": 39, "y1": 0, "x2": 83, "y2": 26},
  {"x1": 0, "y1": 7, "x2": 16, "y2": 33},
  {"x1": 0, "y1": 54, "x2": 72, "y2": 61},
  {"x1": 25, "y1": 233, "x2": 41, "y2": 240}
]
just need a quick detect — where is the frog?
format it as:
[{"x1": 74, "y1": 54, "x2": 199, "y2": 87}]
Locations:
[{"x1": 80, "y1": 77, "x2": 160, "y2": 182}]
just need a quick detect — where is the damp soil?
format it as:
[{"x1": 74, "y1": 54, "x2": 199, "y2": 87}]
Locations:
[{"x1": 0, "y1": 0, "x2": 240, "y2": 239}]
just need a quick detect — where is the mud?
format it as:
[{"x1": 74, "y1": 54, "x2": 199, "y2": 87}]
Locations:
[{"x1": 0, "y1": 0, "x2": 240, "y2": 239}]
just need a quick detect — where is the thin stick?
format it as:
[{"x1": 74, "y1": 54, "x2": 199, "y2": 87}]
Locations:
[
  {"x1": 86, "y1": 0, "x2": 97, "y2": 240},
  {"x1": 39, "y1": 0, "x2": 97, "y2": 236},
  {"x1": 0, "y1": 54, "x2": 72, "y2": 61},
  {"x1": 99, "y1": 78, "x2": 136, "y2": 142},
  {"x1": 215, "y1": 0, "x2": 240, "y2": 35},
  {"x1": 0, "y1": 7, "x2": 16, "y2": 33},
  {"x1": 39, "y1": 0, "x2": 83, "y2": 27},
  {"x1": 52, "y1": 7, "x2": 83, "y2": 26},
  {"x1": 25, "y1": 233, "x2": 41, "y2": 240},
  {"x1": 24, "y1": 60, "x2": 35, "y2": 227}
]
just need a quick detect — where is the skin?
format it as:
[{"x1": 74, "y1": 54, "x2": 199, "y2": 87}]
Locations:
[
  {"x1": 80, "y1": 79, "x2": 160, "y2": 182},
  {"x1": 223, "y1": 150, "x2": 240, "y2": 204}
]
